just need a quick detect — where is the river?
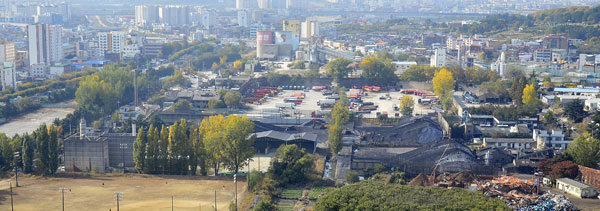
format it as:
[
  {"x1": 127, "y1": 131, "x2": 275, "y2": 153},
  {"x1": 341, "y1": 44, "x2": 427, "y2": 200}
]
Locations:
[{"x1": 0, "y1": 101, "x2": 76, "y2": 137}]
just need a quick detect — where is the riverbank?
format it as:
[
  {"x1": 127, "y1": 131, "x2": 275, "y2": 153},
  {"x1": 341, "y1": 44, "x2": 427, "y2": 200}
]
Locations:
[{"x1": 0, "y1": 100, "x2": 76, "y2": 136}]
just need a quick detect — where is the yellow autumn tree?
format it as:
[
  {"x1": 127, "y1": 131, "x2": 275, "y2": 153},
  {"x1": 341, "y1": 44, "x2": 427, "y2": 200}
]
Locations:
[
  {"x1": 522, "y1": 84, "x2": 537, "y2": 106},
  {"x1": 211, "y1": 62, "x2": 218, "y2": 70},
  {"x1": 233, "y1": 60, "x2": 243, "y2": 70},
  {"x1": 433, "y1": 68, "x2": 455, "y2": 99},
  {"x1": 220, "y1": 56, "x2": 228, "y2": 64}
]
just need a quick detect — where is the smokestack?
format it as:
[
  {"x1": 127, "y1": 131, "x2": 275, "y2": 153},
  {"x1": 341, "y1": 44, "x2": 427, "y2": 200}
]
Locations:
[{"x1": 132, "y1": 123, "x2": 137, "y2": 137}]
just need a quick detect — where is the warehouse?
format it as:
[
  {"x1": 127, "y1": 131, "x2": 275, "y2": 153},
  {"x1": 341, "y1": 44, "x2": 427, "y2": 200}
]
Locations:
[
  {"x1": 251, "y1": 130, "x2": 317, "y2": 154},
  {"x1": 556, "y1": 178, "x2": 598, "y2": 198}
]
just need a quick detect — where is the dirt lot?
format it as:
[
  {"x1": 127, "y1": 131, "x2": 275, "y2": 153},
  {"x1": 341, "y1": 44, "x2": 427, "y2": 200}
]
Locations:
[{"x1": 0, "y1": 175, "x2": 245, "y2": 211}]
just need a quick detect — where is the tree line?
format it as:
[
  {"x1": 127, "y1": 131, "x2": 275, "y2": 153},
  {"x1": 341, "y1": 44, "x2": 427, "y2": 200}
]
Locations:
[
  {"x1": 0, "y1": 124, "x2": 61, "y2": 176},
  {"x1": 132, "y1": 115, "x2": 255, "y2": 175}
]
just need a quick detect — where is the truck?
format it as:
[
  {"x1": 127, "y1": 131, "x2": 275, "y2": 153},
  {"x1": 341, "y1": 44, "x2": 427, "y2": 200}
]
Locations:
[
  {"x1": 317, "y1": 99, "x2": 336, "y2": 106},
  {"x1": 276, "y1": 103, "x2": 295, "y2": 109},
  {"x1": 311, "y1": 110, "x2": 331, "y2": 118}
]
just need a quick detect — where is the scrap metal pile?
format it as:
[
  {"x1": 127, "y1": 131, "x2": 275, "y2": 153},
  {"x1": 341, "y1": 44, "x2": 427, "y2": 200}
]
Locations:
[{"x1": 477, "y1": 176, "x2": 576, "y2": 210}]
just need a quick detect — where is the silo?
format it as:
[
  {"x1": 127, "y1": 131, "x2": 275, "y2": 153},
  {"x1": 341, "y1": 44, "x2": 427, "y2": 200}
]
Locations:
[{"x1": 257, "y1": 31, "x2": 273, "y2": 58}]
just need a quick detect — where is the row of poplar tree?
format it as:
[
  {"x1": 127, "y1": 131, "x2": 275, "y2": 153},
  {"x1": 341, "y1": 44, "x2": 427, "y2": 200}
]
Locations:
[
  {"x1": 0, "y1": 124, "x2": 61, "y2": 175},
  {"x1": 132, "y1": 114, "x2": 255, "y2": 175}
]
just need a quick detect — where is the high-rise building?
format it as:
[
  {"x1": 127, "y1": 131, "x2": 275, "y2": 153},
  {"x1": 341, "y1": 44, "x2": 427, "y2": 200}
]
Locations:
[
  {"x1": 237, "y1": 10, "x2": 250, "y2": 27},
  {"x1": 160, "y1": 5, "x2": 191, "y2": 27},
  {"x1": 200, "y1": 8, "x2": 217, "y2": 30},
  {"x1": 430, "y1": 48, "x2": 446, "y2": 67},
  {"x1": 237, "y1": 0, "x2": 258, "y2": 9},
  {"x1": 135, "y1": 5, "x2": 160, "y2": 26},
  {"x1": 1, "y1": 62, "x2": 16, "y2": 90},
  {"x1": 0, "y1": 39, "x2": 16, "y2": 63},
  {"x1": 98, "y1": 31, "x2": 126, "y2": 58},
  {"x1": 491, "y1": 51, "x2": 507, "y2": 77},
  {"x1": 28, "y1": 24, "x2": 62, "y2": 66}
]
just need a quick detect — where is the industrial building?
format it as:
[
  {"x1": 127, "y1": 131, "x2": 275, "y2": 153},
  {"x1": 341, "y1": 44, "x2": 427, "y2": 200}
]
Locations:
[
  {"x1": 556, "y1": 178, "x2": 598, "y2": 198},
  {"x1": 251, "y1": 130, "x2": 317, "y2": 154},
  {"x1": 64, "y1": 120, "x2": 136, "y2": 173}
]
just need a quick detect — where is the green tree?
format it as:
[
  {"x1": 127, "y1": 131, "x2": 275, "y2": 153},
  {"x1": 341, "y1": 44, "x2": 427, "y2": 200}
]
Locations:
[
  {"x1": 564, "y1": 100, "x2": 586, "y2": 123},
  {"x1": 145, "y1": 125, "x2": 160, "y2": 173},
  {"x1": 133, "y1": 127, "x2": 147, "y2": 173},
  {"x1": 509, "y1": 76, "x2": 527, "y2": 104},
  {"x1": 567, "y1": 134, "x2": 600, "y2": 168},
  {"x1": 221, "y1": 115, "x2": 255, "y2": 174},
  {"x1": 328, "y1": 122, "x2": 343, "y2": 155},
  {"x1": 268, "y1": 144, "x2": 314, "y2": 185},
  {"x1": 172, "y1": 99, "x2": 193, "y2": 112},
  {"x1": 22, "y1": 134, "x2": 34, "y2": 173},
  {"x1": 224, "y1": 91, "x2": 242, "y2": 108},
  {"x1": 345, "y1": 171, "x2": 360, "y2": 184},
  {"x1": 48, "y1": 125, "x2": 59, "y2": 175},
  {"x1": 252, "y1": 200, "x2": 277, "y2": 211},
  {"x1": 544, "y1": 111, "x2": 557, "y2": 128},
  {"x1": 399, "y1": 95, "x2": 414, "y2": 117},
  {"x1": 360, "y1": 56, "x2": 398, "y2": 86},
  {"x1": 200, "y1": 115, "x2": 226, "y2": 175},
  {"x1": 159, "y1": 125, "x2": 170, "y2": 173},
  {"x1": 326, "y1": 58, "x2": 352, "y2": 82},
  {"x1": 35, "y1": 124, "x2": 50, "y2": 175}
]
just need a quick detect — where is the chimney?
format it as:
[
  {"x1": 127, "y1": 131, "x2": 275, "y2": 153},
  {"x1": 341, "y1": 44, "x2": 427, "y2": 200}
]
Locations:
[{"x1": 132, "y1": 123, "x2": 137, "y2": 137}]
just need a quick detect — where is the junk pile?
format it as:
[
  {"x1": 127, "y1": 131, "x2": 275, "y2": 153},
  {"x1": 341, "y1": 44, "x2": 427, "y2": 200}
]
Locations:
[
  {"x1": 408, "y1": 173, "x2": 431, "y2": 186},
  {"x1": 435, "y1": 171, "x2": 478, "y2": 188},
  {"x1": 478, "y1": 176, "x2": 576, "y2": 210}
]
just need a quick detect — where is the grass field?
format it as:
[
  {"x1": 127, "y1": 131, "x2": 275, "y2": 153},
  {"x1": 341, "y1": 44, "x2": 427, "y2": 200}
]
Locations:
[
  {"x1": 0, "y1": 174, "x2": 245, "y2": 211},
  {"x1": 280, "y1": 189, "x2": 302, "y2": 199}
]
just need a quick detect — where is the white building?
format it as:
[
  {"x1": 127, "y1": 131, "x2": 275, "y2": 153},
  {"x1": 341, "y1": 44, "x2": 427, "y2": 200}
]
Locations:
[
  {"x1": 122, "y1": 44, "x2": 140, "y2": 59},
  {"x1": 533, "y1": 129, "x2": 570, "y2": 150},
  {"x1": 160, "y1": 5, "x2": 191, "y2": 27},
  {"x1": 430, "y1": 48, "x2": 446, "y2": 67},
  {"x1": 200, "y1": 8, "x2": 217, "y2": 30},
  {"x1": 236, "y1": 0, "x2": 258, "y2": 9},
  {"x1": 97, "y1": 31, "x2": 126, "y2": 58},
  {"x1": 301, "y1": 20, "x2": 319, "y2": 39},
  {"x1": 392, "y1": 61, "x2": 417, "y2": 76},
  {"x1": 135, "y1": 5, "x2": 160, "y2": 26},
  {"x1": 556, "y1": 178, "x2": 598, "y2": 198},
  {"x1": 491, "y1": 51, "x2": 507, "y2": 77},
  {"x1": 30, "y1": 63, "x2": 49, "y2": 79},
  {"x1": 237, "y1": 10, "x2": 250, "y2": 27},
  {"x1": 1, "y1": 62, "x2": 16, "y2": 90},
  {"x1": 28, "y1": 24, "x2": 62, "y2": 66}
]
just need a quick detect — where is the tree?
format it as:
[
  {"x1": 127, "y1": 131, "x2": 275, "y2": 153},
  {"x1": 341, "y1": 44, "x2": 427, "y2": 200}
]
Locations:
[
  {"x1": 233, "y1": 60, "x2": 243, "y2": 70},
  {"x1": 200, "y1": 115, "x2": 227, "y2": 175},
  {"x1": 509, "y1": 76, "x2": 527, "y2": 104},
  {"x1": 360, "y1": 56, "x2": 398, "y2": 86},
  {"x1": 35, "y1": 124, "x2": 50, "y2": 175},
  {"x1": 211, "y1": 62, "x2": 218, "y2": 70},
  {"x1": 522, "y1": 84, "x2": 537, "y2": 106},
  {"x1": 268, "y1": 144, "x2": 314, "y2": 185},
  {"x1": 345, "y1": 171, "x2": 360, "y2": 184},
  {"x1": 544, "y1": 111, "x2": 557, "y2": 128},
  {"x1": 328, "y1": 122, "x2": 343, "y2": 155},
  {"x1": 133, "y1": 127, "x2": 147, "y2": 173},
  {"x1": 326, "y1": 58, "x2": 352, "y2": 82},
  {"x1": 292, "y1": 60, "x2": 306, "y2": 69},
  {"x1": 172, "y1": 99, "x2": 193, "y2": 112},
  {"x1": 145, "y1": 125, "x2": 160, "y2": 173},
  {"x1": 224, "y1": 91, "x2": 242, "y2": 108},
  {"x1": 220, "y1": 56, "x2": 228, "y2": 64},
  {"x1": 22, "y1": 134, "x2": 34, "y2": 173},
  {"x1": 252, "y1": 200, "x2": 277, "y2": 211},
  {"x1": 159, "y1": 125, "x2": 169, "y2": 173},
  {"x1": 433, "y1": 68, "x2": 455, "y2": 99},
  {"x1": 399, "y1": 95, "x2": 414, "y2": 117},
  {"x1": 567, "y1": 134, "x2": 600, "y2": 168},
  {"x1": 221, "y1": 115, "x2": 255, "y2": 174},
  {"x1": 564, "y1": 100, "x2": 586, "y2": 123},
  {"x1": 550, "y1": 161, "x2": 579, "y2": 180},
  {"x1": 48, "y1": 125, "x2": 59, "y2": 175}
]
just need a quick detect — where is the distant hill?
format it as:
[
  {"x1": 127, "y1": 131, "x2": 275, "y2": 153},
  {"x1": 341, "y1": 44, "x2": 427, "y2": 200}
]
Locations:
[{"x1": 531, "y1": 5, "x2": 600, "y2": 24}]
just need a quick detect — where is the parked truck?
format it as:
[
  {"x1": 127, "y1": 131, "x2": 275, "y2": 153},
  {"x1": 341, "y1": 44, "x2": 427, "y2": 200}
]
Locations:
[
  {"x1": 311, "y1": 110, "x2": 331, "y2": 118},
  {"x1": 317, "y1": 99, "x2": 336, "y2": 106},
  {"x1": 276, "y1": 103, "x2": 295, "y2": 109}
]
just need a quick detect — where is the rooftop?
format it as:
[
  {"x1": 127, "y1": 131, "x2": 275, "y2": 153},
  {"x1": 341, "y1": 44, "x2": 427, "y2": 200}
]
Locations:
[
  {"x1": 484, "y1": 138, "x2": 535, "y2": 143},
  {"x1": 557, "y1": 178, "x2": 592, "y2": 189},
  {"x1": 554, "y1": 88, "x2": 600, "y2": 93}
]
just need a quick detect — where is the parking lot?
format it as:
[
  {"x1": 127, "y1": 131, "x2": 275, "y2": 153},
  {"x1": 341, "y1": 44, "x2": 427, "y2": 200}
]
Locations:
[{"x1": 247, "y1": 89, "x2": 438, "y2": 119}]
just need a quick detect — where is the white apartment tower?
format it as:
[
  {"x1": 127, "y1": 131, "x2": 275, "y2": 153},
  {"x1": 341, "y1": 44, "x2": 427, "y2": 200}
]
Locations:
[
  {"x1": 491, "y1": 51, "x2": 507, "y2": 77},
  {"x1": 98, "y1": 31, "x2": 126, "y2": 57},
  {"x1": 135, "y1": 5, "x2": 160, "y2": 26},
  {"x1": 237, "y1": 10, "x2": 250, "y2": 27},
  {"x1": 1, "y1": 62, "x2": 16, "y2": 90},
  {"x1": 28, "y1": 24, "x2": 62, "y2": 66},
  {"x1": 430, "y1": 48, "x2": 446, "y2": 67}
]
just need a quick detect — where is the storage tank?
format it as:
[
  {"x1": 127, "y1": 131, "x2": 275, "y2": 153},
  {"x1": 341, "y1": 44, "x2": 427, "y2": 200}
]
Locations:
[{"x1": 256, "y1": 31, "x2": 273, "y2": 58}]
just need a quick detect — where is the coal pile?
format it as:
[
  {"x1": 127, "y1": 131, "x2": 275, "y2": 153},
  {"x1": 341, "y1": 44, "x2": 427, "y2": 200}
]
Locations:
[{"x1": 408, "y1": 173, "x2": 431, "y2": 186}]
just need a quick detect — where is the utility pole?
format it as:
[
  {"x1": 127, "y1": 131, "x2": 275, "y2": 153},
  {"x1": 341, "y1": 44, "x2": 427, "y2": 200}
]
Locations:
[
  {"x1": 214, "y1": 190, "x2": 217, "y2": 211},
  {"x1": 120, "y1": 144, "x2": 127, "y2": 173},
  {"x1": 10, "y1": 182, "x2": 13, "y2": 211},
  {"x1": 234, "y1": 174, "x2": 238, "y2": 211},
  {"x1": 13, "y1": 151, "x2": 19, "y2": 187},
  {"x1": 114, "y1": 192, "x2": 123, "y2": 211},
  {"x1": 171, "y1": 195, "x2": 174, "y2": 211},
  {"x1": 59, "y1": 187, "x2": 68, "y2": 211}
]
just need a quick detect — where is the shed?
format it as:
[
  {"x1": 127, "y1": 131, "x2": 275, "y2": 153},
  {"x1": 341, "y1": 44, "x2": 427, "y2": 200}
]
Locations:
[{"x1": 556, "y1": 178, "x2": 598, "y2": 198}]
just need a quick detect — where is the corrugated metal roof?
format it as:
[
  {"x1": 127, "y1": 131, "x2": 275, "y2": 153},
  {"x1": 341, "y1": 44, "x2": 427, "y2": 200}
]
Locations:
[
  {"x1": 557, "y1": 178, "x2": 592, "y2": 189},
  {"x1": 554, "y1": 88, "x2": 600, "y2": 93}
]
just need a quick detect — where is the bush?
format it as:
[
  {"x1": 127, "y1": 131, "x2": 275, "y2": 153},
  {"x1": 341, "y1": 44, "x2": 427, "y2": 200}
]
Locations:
[
  {"x1": 247, "y1": 170, "x2": 263, "y2": 192},
  {"x1": 252, "y1": 200, "x2": 277, "y2": 211},
  {"x1": 345, "y1": 171, "x2": 360, "y2": 184}
]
